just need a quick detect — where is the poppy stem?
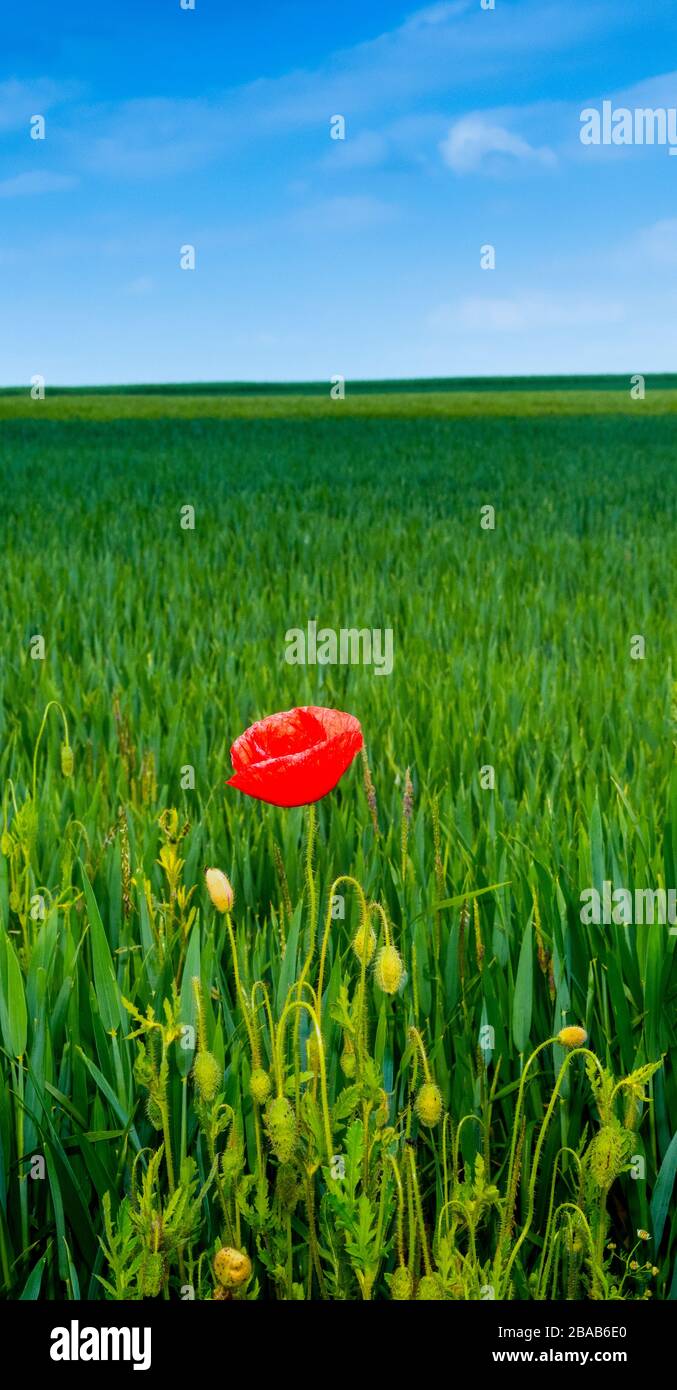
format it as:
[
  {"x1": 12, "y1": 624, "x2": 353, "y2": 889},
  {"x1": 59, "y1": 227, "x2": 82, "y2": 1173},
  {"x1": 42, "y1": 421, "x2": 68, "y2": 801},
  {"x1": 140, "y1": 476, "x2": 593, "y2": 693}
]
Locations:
[
  {"x1": 389, "y1": 1154, "x2": 407, "y2": 1269},
  {"x1": 408, "y1": 1025, "x2": 433, "y2": 1085},
  {"x1": 304, "y1": 803, "x2": 317, "y2": 939},
  {"x1": 317, "y1": 874, "x2": 368, "y2": 1025},
  {"x1": 250, "y1": 980, "x2": 275, "y2": 1071},
  {"x1": 297, "y1": 804, "x2": 317, "y2": 1001},
  {"x1": 275, "y1": 999, "x2": 333, "y2": 1162},
  {"x1": 224, "y1": 911, "x2": 256, "y2": 1058},
  {"x1": 407, "y1": 1147, "x2": 432, "y2": 1278}
]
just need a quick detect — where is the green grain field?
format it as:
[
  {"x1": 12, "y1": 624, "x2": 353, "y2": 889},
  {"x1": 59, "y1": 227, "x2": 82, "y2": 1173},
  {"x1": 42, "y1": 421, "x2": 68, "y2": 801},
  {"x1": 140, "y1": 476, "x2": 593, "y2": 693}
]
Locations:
[{"x1": 0, "y1": 379, "x2": 675, "y2": 1301}]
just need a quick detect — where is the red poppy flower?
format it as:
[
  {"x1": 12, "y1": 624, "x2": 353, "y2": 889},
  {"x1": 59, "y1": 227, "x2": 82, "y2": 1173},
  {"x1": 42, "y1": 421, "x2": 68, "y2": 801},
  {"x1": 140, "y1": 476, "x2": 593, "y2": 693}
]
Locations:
[{"x1": 226, "y1": 706, "x2": 363, "y2": 807}]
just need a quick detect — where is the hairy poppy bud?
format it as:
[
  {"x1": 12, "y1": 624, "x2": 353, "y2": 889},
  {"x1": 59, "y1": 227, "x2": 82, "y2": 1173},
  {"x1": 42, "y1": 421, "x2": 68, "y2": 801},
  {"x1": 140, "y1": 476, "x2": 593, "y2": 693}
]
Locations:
[
  {"x1": 214, "y1": 1247, "x2": 252, "y2": 1289},
  {"x1": 415, "y1": 1082, "x2": 444, "y2": 1128},
  {"x1": 250, "y1": 1067, "x2": 272, "y2": 1105},
  {"x1": 374, "y1": 944, "x2": 404, "y2": 995},
  {"x1": 390, "y1": 1266, "x2": 413, "y2": 1300},
  {"x1": 193, "y1": 1050, "x2": 222, "y2": 1102},
  {"x1": 264, "y1": 1095, "x2": 297, "y2": 1162},
  {"x1": 557, "y1": 1025, "x2": 587, "y2": 1049},
  {"x1": 60, "y1": 742, "x2": 74, "y2": 777},
  {"x1": 222, "y1": 1133, "x2": 244, "y2": 1183},
  {"x1": 146, "y1": 1096, "x2": 163, "y2": 1130},
  {"x1": 417, "y1": 1274, "x2": 445, "y2": 1300},
  {"x1": 351, "y1": 922, "x2": 376, "y2": 965},
  {"x1": 141, "y1": 1250, "x2": 164, "y2": 1297},
  {"x1": 205, "y1": 867, "x2": 234, "y2": 914}
]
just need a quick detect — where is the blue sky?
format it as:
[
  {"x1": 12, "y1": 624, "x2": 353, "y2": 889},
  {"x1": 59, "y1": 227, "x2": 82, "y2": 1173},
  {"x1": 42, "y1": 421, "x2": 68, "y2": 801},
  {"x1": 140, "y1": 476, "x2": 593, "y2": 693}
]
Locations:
[{"x1": 3, "y1": 0, "x2": 677, "y2": 384}]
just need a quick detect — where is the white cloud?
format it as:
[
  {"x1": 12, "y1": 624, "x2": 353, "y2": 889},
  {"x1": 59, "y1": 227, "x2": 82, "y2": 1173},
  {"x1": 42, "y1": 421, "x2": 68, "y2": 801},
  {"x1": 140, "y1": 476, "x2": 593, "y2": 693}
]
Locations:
[
  {"x1": 429, "y1": 294, "x2": 625, "y2": 332},
  {"x1": 440, "y1": 114, "x2": 556, "y2": 173},
  {"x1": 48, "y1": 2, "x2": 625, "y2": 182},
  {"x1": 0, "y1": 171, "x2": 78, "y2": 197},
  {"x1": 468, "y1": 69, "x2": 677, "y2": 170}
]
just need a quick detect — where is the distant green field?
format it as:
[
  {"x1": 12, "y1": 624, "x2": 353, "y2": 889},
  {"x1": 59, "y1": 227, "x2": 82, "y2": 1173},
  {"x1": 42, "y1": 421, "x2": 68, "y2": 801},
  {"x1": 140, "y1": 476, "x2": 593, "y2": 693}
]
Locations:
[
  {"x1": 2, "y1": 384, "x2": 677, "y2": 419},
  {"x1": 0, "y1": 401, "x2": 675, "y2": 1301}
]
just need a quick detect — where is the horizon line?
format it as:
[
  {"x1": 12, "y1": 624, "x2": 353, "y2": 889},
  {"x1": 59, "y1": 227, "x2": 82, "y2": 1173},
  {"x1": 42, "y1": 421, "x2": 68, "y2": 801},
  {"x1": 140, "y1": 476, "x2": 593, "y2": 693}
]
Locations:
[{"x1": 2, "y1": 370, "x2": 675, "y2": 396}]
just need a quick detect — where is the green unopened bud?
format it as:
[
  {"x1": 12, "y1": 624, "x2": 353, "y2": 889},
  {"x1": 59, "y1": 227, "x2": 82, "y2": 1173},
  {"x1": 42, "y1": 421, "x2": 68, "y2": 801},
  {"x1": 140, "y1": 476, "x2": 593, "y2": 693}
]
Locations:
[
  {"x1": 250, "y1": 1067, "x2": 272, "y2": 1105},
  {"x1": 146, "y1": 1096, "x2": 163, "y2": 1130},
  {"x1": 222, "y1": 1132, "x2": 244, "y2": 1183},
  {"x1": 141, "y1": 1250, "x2": 164, "y2": 1297},
  {"x1": 374, "y1": 944, "x2": 404, "y2": 995},
  {"x1": 390, "y1": 1266, "x2": 413, "y2": 1300},
  {"x1": 351, "y1": 922, "x2": 376, "y2": 965},
  {"x1": 193, "y1": 1050, "x2": 222, "y2": 1102},
  {"x1": 60, "y1": 742, "x2": 74, "y2": 777},
  {"x1": 417, "y1": 1274, "x2": 445, "y2": 1300},
  {"x1": 264, "y1": 1095, "x2": 297, "y2": 1163},
  {"x1": 415, "y1": 1082, "x2": 444, "y2": 1128}
]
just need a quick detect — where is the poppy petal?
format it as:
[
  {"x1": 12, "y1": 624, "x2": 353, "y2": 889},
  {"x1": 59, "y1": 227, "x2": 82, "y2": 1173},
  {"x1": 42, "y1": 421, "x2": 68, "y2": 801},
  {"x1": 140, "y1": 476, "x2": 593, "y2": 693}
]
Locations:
[{"x1": 227, "y1": 706, "x2": 363, "y2": 807}]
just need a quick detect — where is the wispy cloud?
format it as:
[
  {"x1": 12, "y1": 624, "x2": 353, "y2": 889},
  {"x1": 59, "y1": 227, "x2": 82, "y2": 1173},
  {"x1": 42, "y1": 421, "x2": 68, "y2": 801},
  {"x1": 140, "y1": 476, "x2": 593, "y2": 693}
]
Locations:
[
  {"x1": 73, "y1": 98, "x2": 219, "y2": 179},
  {"x1": 444, "y1": 69, "x2": 677, "y2": 175},
  {"x1": 27, "y1": 1, "x2": 629, "y2": 183},
  {"x1": 0, "y1": 78, "x2": 78, "y2": 132},
  {"x1": 1, "y1": 0, "x2": 674, "y2": 382},
  {"x1": 439, "y1": 114, "x2": 556, "y2": 173},
  {"x1": 429, "y1": 294, "x2": 625, "y2": 332}
]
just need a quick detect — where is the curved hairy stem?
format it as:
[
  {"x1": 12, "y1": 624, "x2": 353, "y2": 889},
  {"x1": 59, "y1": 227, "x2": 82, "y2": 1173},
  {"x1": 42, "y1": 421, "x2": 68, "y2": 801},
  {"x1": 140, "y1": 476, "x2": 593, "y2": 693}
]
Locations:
[
  {"x1": 275, "y1": 998, "x2": 333, "y2": 1161},
  {"x1": 501, "y1": 1047, "x2": 601, "y2": 1293},
  {"x1": 316, "y1": 874, "x2": 369, "y2": 1023}
]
